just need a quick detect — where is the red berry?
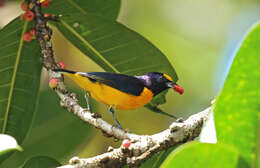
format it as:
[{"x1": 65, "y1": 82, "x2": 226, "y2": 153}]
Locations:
[
  {"x1": 44, "y1": 13, "x2": 51, "y2": 18},
  {"x1": 41, "y1": 0, "x2": 50, "y2": 7},
  {"x1": 21, "y1": 2, "x2": 28, "y2": 11},
  {"x1": 173, "y1": 85, "x2": 184, "y2": 95},
  {"x1": 23, "y1": 32, "x2": 32, "y2": 42},
  {"x1": 122, "y1": 139, "x2": 131, "y2": 148},
  {"x1": 49, "y1": 78, "x2": 58, "y2": 89},
  {"x1": 25, "y1": 11, "x2": 34, "y2": 21},
  {"x1": 58, "y1": 62, "x2": 66, "y2": 69},
  {"x1": 29, "y1": 28, "x2": 36, "y2": 36}
]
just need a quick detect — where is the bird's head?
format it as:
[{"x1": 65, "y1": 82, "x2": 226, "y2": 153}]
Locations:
[{"x1": 136, "y1": 72, "x2": 184, "y2": 96}]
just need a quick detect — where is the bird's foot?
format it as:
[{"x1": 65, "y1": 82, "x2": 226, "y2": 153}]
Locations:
[
  {"x1": 82, "y1": 108, "x2": 91, "y2": 112},
  {"x1": 112, "y1": 124, "x2": 123, "y2": 130},
  {"x1": 91, "y1": 112, "x2": 102, "y2": 118}
]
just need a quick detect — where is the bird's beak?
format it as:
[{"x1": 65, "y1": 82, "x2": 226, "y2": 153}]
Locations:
[{"x1": 167, "y1": 82, "x2": 184, "y2": 95}]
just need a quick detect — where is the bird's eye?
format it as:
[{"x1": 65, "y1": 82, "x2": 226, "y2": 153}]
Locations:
[{"x1": 157, "y1": 75, "x2": 163, "y2": 82}]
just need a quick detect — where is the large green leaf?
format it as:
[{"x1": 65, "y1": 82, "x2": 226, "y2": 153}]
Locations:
[
  {"x1": 21, "y1": 156, "x2": 61, "y2": 168},
  {"x1": 214, "y1": 22, "x2": 260, "y2": 167},
  {"x1": 140, "y1": 145, "x2": 178, "y2": 168},
  {"x1": 52, "y1": 13, "x2": 178, "y2": 78},
  {"x1": 0, "y1": 18, "x2": 41, "y2": 145},
  {"x1": 1, "y1": 90, "x2": 93, "y2": 168},
  {"x1": 45, "y1": 0, "x2": 121, "y2": 20},
  {"x1": 161, "y1": 142, "x2": 241, "y2": 168}
]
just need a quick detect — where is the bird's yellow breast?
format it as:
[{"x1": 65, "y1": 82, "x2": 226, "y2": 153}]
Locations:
[{"x1": 66, "y1": 74, "x2": 153, "y2": 110}]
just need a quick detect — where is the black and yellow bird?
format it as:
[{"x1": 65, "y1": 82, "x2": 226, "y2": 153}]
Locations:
[{"x1": 53, "y1": 69, "x2": 184, "y2": 129}]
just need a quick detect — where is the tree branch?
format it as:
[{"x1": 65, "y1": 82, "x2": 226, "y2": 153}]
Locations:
[
  {"x1": 57, "y1": 107, "x2": 210, "y2": 168},
  {"x1": 30, "y1": 1, "x2": 210, "y2": 167}
]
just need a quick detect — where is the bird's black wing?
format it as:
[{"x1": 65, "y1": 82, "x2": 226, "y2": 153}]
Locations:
[{"x1": 83, "y1": 72, "x2": 146, "y2": 96}]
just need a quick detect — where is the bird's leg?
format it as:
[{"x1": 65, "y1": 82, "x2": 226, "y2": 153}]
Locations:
[
  {"x1": 84, "y1": 91, "x2": 91, "y2": 112},
  {"x1": 109, "y1": 106, "x2": 123, "y2": 129},
  {"x1": 83, "y1": 91, "x2": 101, "y2": 118}
]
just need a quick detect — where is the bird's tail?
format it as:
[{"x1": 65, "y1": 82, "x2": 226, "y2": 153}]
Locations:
[{"x1": 52, "y1": 69, "x2": 76, "y2": 74}]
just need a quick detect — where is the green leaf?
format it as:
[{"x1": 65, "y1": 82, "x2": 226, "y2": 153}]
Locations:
[
  {"x1": 0, "y1": 18, "x2": 41, "y2": 145},
  {"x1": 45, "y1": 0, "x2": 121, "y2": 20},
  {"x1": 21, "y1": 156, "x2": 61, "y2": 168},
  {"x1": 214, "y1": 22, "x2": 260, "y2": 167},
  {"x1": 140, "y1": 145, "x2": 178, "y2": 168},
  {"x1": 0, "y1": 134, "x2": 22, "y2": 163},
  {"x1": 1, "y1": 90, "x2": 93, "y2": 168},
  {"x1": 53, "y1": 14, "x2": 178, "y2": 78},
  {"x1": 161, "y1": 142, "x2": 241, "y2": 168}
]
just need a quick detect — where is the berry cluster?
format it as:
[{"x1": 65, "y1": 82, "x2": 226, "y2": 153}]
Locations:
[
  {"x1": 20, "y1": 0, "x2": 52, "y2": 42},
  {"x1": 23, "y1": 28, "x2": 36, "y2": 42}
]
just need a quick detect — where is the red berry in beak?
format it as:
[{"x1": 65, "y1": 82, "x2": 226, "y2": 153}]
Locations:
[{"x1": 173, "y1": 85, "x2": 184, "y2": 95}]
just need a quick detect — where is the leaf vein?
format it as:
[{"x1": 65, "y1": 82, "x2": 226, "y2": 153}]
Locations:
[
  {"x1": 0, "y1": 66, "x2": 14, "y2": 73},
  {"x1": 0, "y1": 83, "x2": 11, "y2": 88},
  {"x1": 2, "y1": 21, "x2": 28, "y2": 133},
  {"x1": 14, "y1": 88, "x2": 31, "y2": 94},
  {"x1": 60, "y1": 19, "x2": 119, "y2": 73},
  {"x1": 89, "y1": 31, "x2": 121, "y2": 43},
  {"x1": 0, "y1": 98, "x2": 8, "y2": 103},
  {"x1": 0, "y1": 53, "x2": 16, "y2": 61},
  {"x1": 0, "y1": 41, "x2": 19, "y2": 51},
  {"x1": 99, "y1": 40, "x2": 138, "y2": 54}
]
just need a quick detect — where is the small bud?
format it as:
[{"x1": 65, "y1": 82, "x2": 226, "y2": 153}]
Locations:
[
  {"x1": 43, "y1": 34, "x2": 49, "y2": 40},
  {"x1": 41, "y1": 0, "x2": 50, "y2": 7},
  {"x1": 122, "y1": 139, "x2": 131, "y2": 148},
  {"x1": 28, "y1": 2, "x2": 33, "y2": 9},
  {"x1": 44, "y1": 13, "x2": 51, "y2": 18},
  {"x1": 21, "y1": 2, "x2": 28, "y2": 11},
  {"x1": 25, "y1": 11, "x2": 34, "y2": 21},
  {"x1": 23, "y1": 32, "x2": 32, "y2": 42},
  {"x1": 69, "y1": 157, "x2": 80, "y2": 165},
  {"x1": 49, "y1": 78, "x2": 58, "y2": 89},
  {"x1": 29, "y1": 28, "x2": 36, "y2": 36},
  {"x1": 58, "y1": 62, "x2": 66, "y2": 69},
  {"x1": 20, "y1": 14, "x2": 25, "y2": 20}
]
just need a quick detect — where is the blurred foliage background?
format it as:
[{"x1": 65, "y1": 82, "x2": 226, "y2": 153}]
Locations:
[{"x1": 1, "y1": 0, "x2": 260, "y2": 166}]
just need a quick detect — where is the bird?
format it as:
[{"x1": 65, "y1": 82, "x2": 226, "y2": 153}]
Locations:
[{"x1": 53, "y1": 69, "x2": 184, "y2": 129}]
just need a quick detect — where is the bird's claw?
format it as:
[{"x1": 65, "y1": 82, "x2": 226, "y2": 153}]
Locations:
[{"x1": 176, "y1": 117, "x2": 184, "y2": 123}]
